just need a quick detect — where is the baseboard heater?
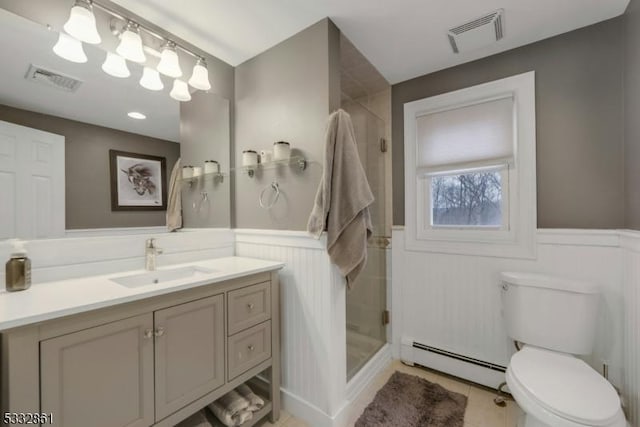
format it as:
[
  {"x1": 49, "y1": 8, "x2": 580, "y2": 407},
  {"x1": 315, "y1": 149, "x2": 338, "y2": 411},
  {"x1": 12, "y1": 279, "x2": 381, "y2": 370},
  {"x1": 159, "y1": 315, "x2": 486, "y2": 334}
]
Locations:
[{"x1": 413, "y1": 342, "x2": 506, "y2": 373}]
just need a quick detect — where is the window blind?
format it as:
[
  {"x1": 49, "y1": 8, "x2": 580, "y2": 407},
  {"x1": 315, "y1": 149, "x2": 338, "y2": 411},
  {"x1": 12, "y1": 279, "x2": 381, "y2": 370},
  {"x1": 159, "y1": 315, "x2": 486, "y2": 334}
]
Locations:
[{"x1": 416, "y1": 96, "x2": 514, "y2": 173}]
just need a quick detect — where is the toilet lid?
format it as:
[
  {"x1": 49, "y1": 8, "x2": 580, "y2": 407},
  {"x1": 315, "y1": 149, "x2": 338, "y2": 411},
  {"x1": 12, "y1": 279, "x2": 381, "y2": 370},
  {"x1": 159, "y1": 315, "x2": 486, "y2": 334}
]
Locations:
[{"x1": 510, "y1": 346, "x2": 620, "y2": 426}]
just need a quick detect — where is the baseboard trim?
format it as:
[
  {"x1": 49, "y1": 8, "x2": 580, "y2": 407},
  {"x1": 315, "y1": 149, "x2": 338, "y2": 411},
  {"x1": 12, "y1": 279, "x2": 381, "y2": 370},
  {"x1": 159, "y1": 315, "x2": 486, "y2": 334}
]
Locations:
[
  {"x1": 401, "y1": 341, "x2": 504, "y2": 389},
  {"x1": 281, "y1": 345, "x2": 392, "y2": 427},
  {"x1": 281, "y1": 387, "x2": 335, "y2": 427},
  {"x1": 346, "y1": 343, "x2": 392, "y2": 401}
]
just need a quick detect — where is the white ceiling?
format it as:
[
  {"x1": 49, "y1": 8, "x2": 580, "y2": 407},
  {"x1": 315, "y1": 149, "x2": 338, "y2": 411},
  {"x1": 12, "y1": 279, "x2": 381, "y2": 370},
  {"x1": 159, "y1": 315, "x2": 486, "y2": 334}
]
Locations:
[
  {"x1": 0, "y1": 8, "x2": 180, "y2": 142},
  {"x1": 112, "y1": 0, "x2": 629, "y2": 84}
]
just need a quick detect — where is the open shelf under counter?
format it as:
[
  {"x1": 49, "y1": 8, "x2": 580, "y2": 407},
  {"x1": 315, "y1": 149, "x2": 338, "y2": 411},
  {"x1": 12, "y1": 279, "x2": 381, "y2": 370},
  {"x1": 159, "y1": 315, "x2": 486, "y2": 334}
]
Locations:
[{"x1": 207, "y1": 397, "x2": 273, "y2": 427}]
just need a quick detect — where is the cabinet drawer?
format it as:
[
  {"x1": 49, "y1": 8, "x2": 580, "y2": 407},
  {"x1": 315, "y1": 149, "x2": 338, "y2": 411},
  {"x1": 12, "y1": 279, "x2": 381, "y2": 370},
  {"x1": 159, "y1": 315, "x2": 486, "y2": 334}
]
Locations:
[
  {"x1": 228, "y1": 321, "x2": 271, "y2": 380},
  {"x1": 227, "y1": 282, "x2": 271, "y2": 335}
]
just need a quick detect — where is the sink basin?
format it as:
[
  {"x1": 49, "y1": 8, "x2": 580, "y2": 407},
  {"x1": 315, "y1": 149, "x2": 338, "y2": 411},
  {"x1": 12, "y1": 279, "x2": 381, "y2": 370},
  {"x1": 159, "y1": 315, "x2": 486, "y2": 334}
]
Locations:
[{"x1": 111, "y1": 266, "x2": 216, "y2": 288}]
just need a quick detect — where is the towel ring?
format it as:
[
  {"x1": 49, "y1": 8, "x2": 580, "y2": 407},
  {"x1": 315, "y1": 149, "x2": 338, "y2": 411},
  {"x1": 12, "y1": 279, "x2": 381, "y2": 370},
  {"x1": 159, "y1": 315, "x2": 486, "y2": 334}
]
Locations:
[{"x1": 259, "y1": 181, "x2": 280, "y2": 209}]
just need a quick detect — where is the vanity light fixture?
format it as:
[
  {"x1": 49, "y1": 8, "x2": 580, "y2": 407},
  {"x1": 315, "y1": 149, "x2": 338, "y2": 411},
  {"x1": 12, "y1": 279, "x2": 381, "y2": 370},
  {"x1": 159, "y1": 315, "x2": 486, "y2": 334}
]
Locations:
[
  {"x1": 63, "y1": 0, "x2": 101, "y2": 44},
  {"x1": 127, "y1": 112, "x2": 146, "y2": 119},
  {"x1": 54, "y1": 0, "x2": 212, "y2": 102},
  {"x1": 157, "y1": 41, "x2": 182, "y2": 78},
  {"x1": 170, "y1": 79, "x2": 191, "y2": 102},
  {"x1": 116, "y1": 21, "x2": 146, "y2": 63},
  {"x1": 188, "y1": 58, "x2": 211, "y2": 91},
  {"x1": 101, "y1": 52, "x2": 130, "y2": 78},
  {"x1": 139, "y1": 67, "x2": 164, "y2": 91},
  {"x1": 53, "y1": 32, "x2": 88, "y2": 63}
]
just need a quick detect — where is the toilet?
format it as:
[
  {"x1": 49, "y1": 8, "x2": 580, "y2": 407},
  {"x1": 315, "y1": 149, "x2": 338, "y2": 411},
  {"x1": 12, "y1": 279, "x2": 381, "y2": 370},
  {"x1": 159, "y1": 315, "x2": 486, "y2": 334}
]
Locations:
[{"x1": 500, "y1": 272, "x2": 627, "y2": 427}]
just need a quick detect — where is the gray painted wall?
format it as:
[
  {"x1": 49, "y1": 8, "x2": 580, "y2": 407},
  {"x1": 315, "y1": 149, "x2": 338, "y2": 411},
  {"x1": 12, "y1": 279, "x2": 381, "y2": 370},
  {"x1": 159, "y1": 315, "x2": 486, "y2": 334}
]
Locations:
[
  {"x1": 0, "y1": 103, "x2": 180, "y2": 229},
  {"x1": 180, "y1": 92, "x2": 231, "y2": 228},
  {"x1": 234, "y1": 19, "x2": 340, "y2": 230},
  {"x1": 392, "y1": 17, "x2": 625, "y2": 228},
  {"x1": 625, "y1": 0, "x2": 640, "y2": 229}
]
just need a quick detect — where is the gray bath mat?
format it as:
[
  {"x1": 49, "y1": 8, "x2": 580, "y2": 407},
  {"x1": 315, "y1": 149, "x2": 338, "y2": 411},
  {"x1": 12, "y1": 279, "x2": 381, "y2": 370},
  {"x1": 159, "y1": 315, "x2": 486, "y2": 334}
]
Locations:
[{"x1": 356, "y1": 371, "x2": 467, "y2": 427}]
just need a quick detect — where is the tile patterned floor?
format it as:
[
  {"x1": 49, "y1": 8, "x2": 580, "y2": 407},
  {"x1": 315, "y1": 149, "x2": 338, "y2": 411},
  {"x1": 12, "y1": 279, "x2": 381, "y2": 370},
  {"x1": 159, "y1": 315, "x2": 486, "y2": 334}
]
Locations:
[{"x1": 256, "y1": 360, "x2": 521, "y2": 427}]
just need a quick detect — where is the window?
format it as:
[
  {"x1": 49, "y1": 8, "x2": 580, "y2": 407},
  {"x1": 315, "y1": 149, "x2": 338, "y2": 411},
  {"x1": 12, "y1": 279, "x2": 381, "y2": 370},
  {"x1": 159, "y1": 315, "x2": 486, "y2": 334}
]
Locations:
[
  {"x1": 404, "y1": 72, "x2": 536, "y2": 258},
  {"x1": 430, "y1": 167, "x2": 504, "y2": 228}
]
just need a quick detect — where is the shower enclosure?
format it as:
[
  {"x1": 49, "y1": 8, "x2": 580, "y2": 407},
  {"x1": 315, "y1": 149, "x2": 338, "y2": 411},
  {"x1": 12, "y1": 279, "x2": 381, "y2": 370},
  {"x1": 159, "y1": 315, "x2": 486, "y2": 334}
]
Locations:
[{"x1": 342, "y1": 97, "x2": 389, "y2": 381}]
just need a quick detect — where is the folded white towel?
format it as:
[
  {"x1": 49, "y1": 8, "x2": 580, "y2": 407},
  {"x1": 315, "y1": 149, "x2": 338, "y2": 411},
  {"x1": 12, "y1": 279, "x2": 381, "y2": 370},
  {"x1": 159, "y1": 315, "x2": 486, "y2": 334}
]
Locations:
[
  {"x1": 207, "y1": 390, "x2": 252, "y2": 427},
  {"x1": 235, "y1": 384, "x2": 264, "y2": 412}
]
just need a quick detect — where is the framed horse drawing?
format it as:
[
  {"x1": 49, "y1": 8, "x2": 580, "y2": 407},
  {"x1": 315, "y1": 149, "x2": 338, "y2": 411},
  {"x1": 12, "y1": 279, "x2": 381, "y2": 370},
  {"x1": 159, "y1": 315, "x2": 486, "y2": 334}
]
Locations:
[{"x1": 109, "y1": 150, "x2": 167, "y2": 211}]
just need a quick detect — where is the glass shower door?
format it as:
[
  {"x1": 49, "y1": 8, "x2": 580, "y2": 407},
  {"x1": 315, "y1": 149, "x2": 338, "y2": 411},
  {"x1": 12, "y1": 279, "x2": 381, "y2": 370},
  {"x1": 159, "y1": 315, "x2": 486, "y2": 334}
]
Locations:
[{"x1": 343, "y1": 99, "x2": 388, "y2": 381}]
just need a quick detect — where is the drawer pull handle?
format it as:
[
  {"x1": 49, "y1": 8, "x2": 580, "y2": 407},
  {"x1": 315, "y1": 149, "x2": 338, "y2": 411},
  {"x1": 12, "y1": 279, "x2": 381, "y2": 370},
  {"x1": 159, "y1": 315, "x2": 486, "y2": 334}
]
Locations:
[
  {"x1": 154, "y1": 327, "x2": 165, "y2": 337},
  {"x1": 143, "y1": 329, "x2": 153, "y2": 339},
  {"x1": 247, "y1": 303, "x2": 255, "y2": 310},
  {"x1": 248, "y1": 344, "x2": 255, "y2": 351}
]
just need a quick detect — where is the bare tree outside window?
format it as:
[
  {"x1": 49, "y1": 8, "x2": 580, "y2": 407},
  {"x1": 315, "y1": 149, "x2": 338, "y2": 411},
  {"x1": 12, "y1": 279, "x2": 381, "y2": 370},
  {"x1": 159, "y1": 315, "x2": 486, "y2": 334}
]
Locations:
[{"x1": 431, "y1": 170, "x2": 502, "y2": 226}]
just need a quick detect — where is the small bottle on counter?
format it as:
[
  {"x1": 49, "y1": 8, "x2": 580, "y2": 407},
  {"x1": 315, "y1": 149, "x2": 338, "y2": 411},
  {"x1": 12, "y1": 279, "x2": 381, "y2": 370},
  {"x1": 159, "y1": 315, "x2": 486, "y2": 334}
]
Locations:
[{"x1": 5, "y1": 239, "x2": 31, "y2": 292}]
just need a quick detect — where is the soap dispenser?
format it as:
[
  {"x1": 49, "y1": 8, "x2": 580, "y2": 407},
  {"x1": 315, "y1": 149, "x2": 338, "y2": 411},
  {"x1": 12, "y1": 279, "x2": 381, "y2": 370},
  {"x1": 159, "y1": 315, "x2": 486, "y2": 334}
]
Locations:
[{"x1": 5, "y1": 239, "x2": 31, "y2": 292}]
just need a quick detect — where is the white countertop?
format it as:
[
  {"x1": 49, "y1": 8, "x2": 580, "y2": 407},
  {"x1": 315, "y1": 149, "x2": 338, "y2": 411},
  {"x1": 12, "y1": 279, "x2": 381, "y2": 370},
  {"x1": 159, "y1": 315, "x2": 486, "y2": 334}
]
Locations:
[{"x1": 0, "y1": 256, "x2": 284, "y2": 331}]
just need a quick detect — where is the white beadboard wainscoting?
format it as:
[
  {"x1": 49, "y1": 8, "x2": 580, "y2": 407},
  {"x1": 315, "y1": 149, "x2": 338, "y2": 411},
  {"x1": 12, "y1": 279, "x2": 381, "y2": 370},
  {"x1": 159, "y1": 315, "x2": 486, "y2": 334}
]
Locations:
[
  {"x1": 392, "y1": 227, "x2": 625, "y2": 392},
  {"x1": 0, "y1": 228, "x2": 235, "y2": 284},
  {"x1": 621, "y1": 232, "x2": 640, "y2": 426},
  {"x1": 235, "y1": 229, "x2": 391, "y2": 427}
]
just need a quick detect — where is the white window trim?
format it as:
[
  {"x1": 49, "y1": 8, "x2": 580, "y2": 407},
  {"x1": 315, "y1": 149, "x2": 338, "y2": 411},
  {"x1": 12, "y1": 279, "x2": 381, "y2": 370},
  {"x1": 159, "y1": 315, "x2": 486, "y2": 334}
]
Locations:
[{"x1": 404, "y1": 71, "x2": 537, "y2": 258}]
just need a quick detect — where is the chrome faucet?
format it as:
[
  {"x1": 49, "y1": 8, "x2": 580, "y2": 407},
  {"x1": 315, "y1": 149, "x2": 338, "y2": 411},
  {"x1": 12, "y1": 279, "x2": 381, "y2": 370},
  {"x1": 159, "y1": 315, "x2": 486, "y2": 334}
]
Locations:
[{"x1": 145, "y1": 238, "x2": 163, "y2": 271}]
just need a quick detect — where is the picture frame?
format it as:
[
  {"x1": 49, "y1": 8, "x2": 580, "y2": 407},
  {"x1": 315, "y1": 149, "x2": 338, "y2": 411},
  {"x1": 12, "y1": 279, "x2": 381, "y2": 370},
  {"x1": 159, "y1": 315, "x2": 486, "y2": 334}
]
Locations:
[{"x1": 109, "y1": 150, "x2": 167, "y2": 211}]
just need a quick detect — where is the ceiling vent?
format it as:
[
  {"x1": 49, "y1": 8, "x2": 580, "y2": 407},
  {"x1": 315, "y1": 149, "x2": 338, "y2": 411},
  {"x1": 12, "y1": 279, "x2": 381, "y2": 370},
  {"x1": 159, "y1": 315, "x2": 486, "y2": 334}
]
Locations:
[
  {"x1": 24, "y1": 64, "x2": 83, "y2": 92},
  {"x1": 448, "y1": 9, "x2": 504, "y2": 54}
]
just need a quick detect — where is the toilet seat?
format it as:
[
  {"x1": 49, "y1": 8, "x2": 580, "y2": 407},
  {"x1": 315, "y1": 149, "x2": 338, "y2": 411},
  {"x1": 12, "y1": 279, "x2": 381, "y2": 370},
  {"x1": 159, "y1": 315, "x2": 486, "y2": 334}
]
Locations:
[{"x1": 507, "y1": 346, "x2": 624, "y2": 427}]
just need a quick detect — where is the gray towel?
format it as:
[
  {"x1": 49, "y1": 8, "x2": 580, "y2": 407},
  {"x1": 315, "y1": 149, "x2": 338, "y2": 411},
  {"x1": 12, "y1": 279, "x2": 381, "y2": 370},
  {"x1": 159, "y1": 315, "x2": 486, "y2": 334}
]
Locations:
[
  {"x1": 166, "y1": 158, "x2": 182, "y2": 232},
  {"x1": 307, "y1": 109, "x2": 374, "y2": 287},
  {"x1": 207, "y1": 390, "x2": 252, "y2": 427}
]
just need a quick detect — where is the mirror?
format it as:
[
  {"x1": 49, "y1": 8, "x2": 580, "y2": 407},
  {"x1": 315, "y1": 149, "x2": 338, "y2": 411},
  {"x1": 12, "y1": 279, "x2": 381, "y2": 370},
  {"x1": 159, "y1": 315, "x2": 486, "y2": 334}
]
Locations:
[{"x1": 0, "y1": 5, "x2": 231, "y2": 239}]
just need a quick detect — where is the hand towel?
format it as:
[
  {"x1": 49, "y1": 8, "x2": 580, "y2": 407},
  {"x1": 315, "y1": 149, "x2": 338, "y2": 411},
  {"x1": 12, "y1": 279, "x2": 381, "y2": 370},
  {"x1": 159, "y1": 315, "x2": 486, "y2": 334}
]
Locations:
[
  {"x1": 307, "y1": 109, "x2": 374, "y2": 287},
  {"x1": 166, "y1": 158, "x2": 182, "y2": 232},
  {"x1": 207, "y1": 390, "x2": 252, "y2": 427},
  {"x1": 235, "y1": 384, "x2": 264, "y2": 411}
]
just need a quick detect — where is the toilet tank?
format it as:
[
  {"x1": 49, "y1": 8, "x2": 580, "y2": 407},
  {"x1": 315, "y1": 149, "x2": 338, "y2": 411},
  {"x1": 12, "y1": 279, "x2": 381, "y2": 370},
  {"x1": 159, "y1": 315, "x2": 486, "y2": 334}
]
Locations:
[{"x1": 500, "y1": 272, "x2": 600, "y2": 355}]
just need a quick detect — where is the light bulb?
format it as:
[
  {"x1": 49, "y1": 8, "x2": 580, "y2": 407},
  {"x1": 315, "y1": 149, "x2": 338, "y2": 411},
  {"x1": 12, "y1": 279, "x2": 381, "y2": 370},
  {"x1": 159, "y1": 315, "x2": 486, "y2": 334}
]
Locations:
[
  {"x1": 102, "y1": 52, "x2": 130, "y2": 78},
  {"x1": 157, "y1": 42, "x2": 182, "y2": 78},
  {"x1": 63, "y1": 0, "x2": 101, "y2": 44},
  {"x1": 116, "y1": 22, "x2": 146, "y2": 63},
  {"x1": 170, "y1": 80, "x2": 191, "y2": 102},
  {"x1": 139, "y1": 67, "x2": 164, "y2": 91},
  {"x1": 52, "y1": 32, "x2": 87, "y2": 63},
  {"x1": 188, "y1": 58, "x2": 211, "y2": 91}
]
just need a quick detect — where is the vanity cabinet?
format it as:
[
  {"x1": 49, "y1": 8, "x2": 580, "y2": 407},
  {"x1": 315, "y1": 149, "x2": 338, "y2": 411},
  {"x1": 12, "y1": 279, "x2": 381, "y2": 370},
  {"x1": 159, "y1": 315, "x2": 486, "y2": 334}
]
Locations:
[
  {"x1": 1, "y1": 271, "x2": 280, "y2": 427},
  {"x1": 154, "y1": 294, "x2": 225, "y2": 420},
  {"x1": 40, "y1": 313, "x2": 155, "y2": 427}
]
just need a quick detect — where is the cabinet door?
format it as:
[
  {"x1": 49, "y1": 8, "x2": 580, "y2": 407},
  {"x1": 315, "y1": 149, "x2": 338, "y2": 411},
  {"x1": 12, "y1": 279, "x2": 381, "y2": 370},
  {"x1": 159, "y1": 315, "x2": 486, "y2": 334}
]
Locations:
[
  {"x1": 154, "y1": 294, "x2": 225, "y2": 420},
  {"x1": 41, "y1": 313, "x2": 154, "y2": 427}
]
